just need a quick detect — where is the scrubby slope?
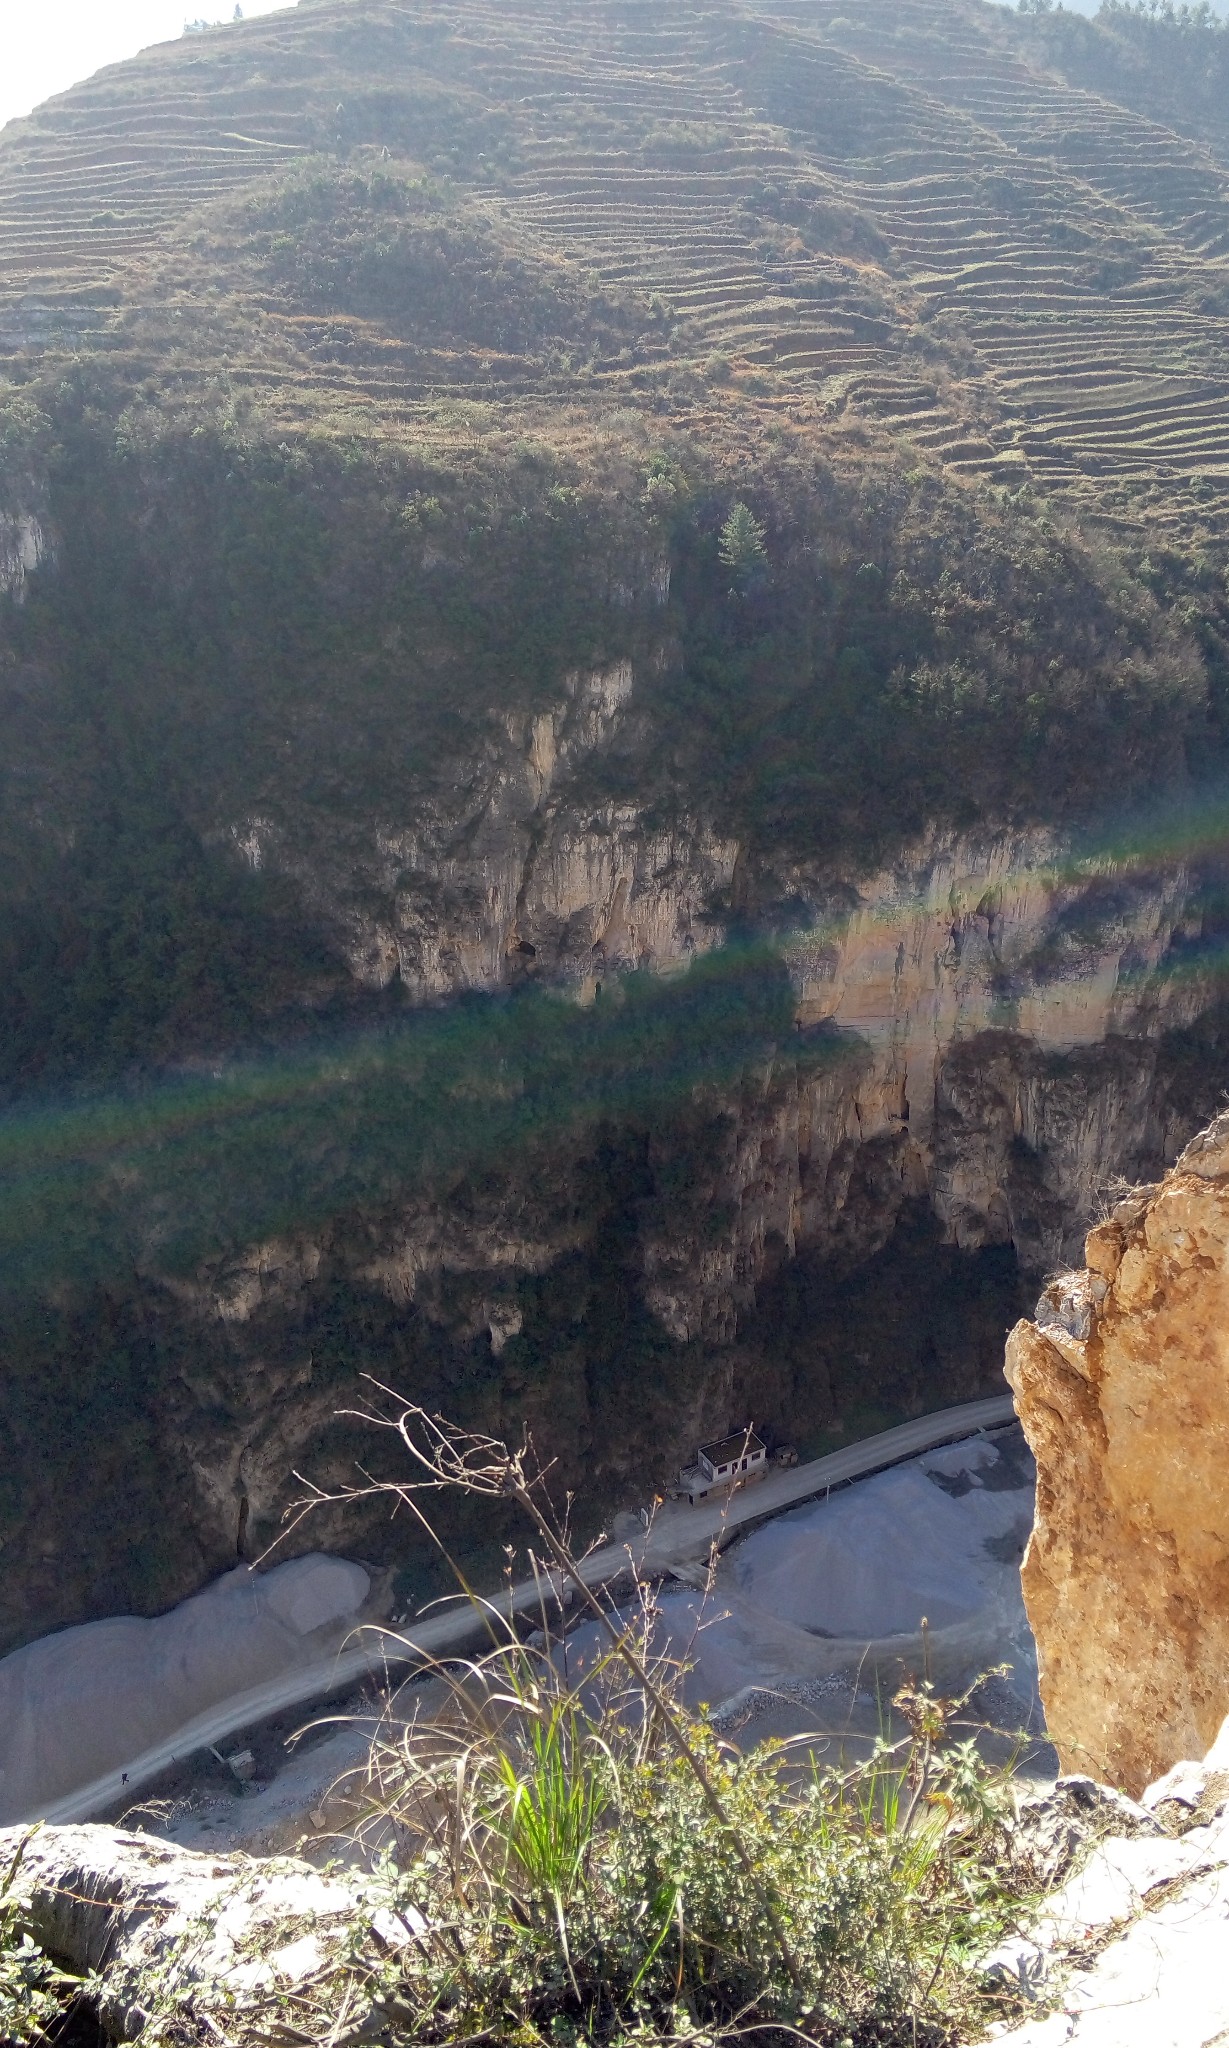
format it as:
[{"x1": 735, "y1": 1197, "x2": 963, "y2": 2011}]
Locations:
[{"x1": 4, "y1": 0, "x2": 1229, "y2": 534}]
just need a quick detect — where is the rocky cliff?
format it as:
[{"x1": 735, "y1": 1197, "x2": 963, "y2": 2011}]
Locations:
[
  {"x1": 8, "y1": 794, "x2": 1229, "y2": 1657},
  {"x1": 4, "y1": 191, "x2": 1229, "y2": 1655},
  {"x1": 1006, "y1": 1109, "x2": 1229, "y2": 1795}
]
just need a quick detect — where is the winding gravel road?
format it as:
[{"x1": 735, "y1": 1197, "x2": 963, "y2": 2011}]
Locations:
[{"x1": 38, "y1": 1393, "x2": 1015, "y2": 1824}]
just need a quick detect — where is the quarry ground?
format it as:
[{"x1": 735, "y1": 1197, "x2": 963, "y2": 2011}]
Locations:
[
  {"x1": 79, "y1": 1408, "x2": 1047, "y2": 1859},
  {"x1": 0, "y1": 1394, "x2": 1017, "y2": 1830}
]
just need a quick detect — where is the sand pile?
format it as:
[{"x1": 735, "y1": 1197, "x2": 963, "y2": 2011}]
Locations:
[
  {"x1": 727, "y1": 1430, "x2": 1033, "y2": 1635},
  {"x1": 562, "y1": 1426, "x2": 1039, "y2": 1747},
  {"x1": 0, "y1": 1554, "x2": 371, "y2": 1822}
]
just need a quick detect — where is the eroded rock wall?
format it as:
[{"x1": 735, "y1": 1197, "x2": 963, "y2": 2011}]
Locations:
[
  {"x1": 0, "y1": 510, "x2": 46, "y2": 598},
  {"x1": 249, "y1": 645, "x2": 1212, "y2": 1052},
  {"x1": 1006, "y1": 1110, "x2": 1229, "y2": 1794},
  {"x1": 8, "y1": 809, "x2": 1229, "y2": 1655},
  {"x1": 267, "y1": 656, "x2": 743, "y2": 998},
  {"x1": 234, "y1": 642, "x2": 1225, "y2": 1284},
  {"x1": 8, "y1": 648, "x2": 1229, "y2": 1653}
]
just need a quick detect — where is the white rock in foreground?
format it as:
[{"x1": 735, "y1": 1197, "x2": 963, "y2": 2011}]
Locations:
[
  {"x1": 991, "y1": 1715, "x2": 1229, "y2": 2046},
  {"x1": 0, "y1": 1822, "x2": 405, "y2": 2041}
]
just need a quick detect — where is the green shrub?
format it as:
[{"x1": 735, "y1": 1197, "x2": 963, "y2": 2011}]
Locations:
[
  {"x1": 284, "y1": 1408, "x2": 1037, "y2": 2048},
  {"x1": 0, "y1": 1835, "x2": 89, "y2": 2045},
  {"x1": 367, "y1": 1689, "x2": 1019, "y2": 2046}
]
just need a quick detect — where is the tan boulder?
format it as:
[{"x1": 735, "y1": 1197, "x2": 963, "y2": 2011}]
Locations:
[{"x1": 1005, "y1": 1111, "x2": 1229, "y2": 1795}]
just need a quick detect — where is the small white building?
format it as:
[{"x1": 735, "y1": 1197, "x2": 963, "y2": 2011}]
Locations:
[
  {"x1": 699, "y1": 1429, "x2": 766, "y2": 1483},
  {"x1": 676, "y1": 1428, "x2": 767, "y2": 1504}
]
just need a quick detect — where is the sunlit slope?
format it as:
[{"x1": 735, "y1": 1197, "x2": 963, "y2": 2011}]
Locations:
[{"x1": 2, "y1": 0, "x2": 1229, "y2": 533}]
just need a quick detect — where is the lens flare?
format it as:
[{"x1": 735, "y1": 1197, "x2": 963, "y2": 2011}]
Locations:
[{"x1": 4, "y1": 787, "x2": 1229, "y2": 1299}]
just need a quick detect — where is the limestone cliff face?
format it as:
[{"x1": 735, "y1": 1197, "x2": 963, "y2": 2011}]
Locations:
[
  {"x1": 90, "y1": 750, "x2": 1227, "y2": 1650},
  {"x1": 1006, "y1": 1111, "x2": 1229, "y2": 1795},
  {"x1": 0, "y1": 510, "x2": 47, "y2": 599},
  {"x1": 232, "y1": 650, "x2": 1204, "y2": 1050},
  {"x1": 104, "y1": 936, "x2": 1224, "y2": 1640},
  {"x1": 228, "y1": 642, "x2": 1215, "y2": 1290},
  {"x1": 159, "y1": 802, "x2": 1215, "y2": 1362},
  {"x1": 233, "y1": 651, "x2": 742, "y2": 1002},
  {"x1": 7, "y1": 634, "x2": 1229, "y2": 1654},
  {"x1": 783, "y1": 830, "x2": 1208, "y2": 1271}
]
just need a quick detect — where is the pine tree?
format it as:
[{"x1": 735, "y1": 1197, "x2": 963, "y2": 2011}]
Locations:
[{"x1": 718, "y1": 500, "x2": 767, "y2": 577}]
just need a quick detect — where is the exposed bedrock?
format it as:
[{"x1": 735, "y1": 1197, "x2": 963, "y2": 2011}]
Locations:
[
  {"x1": 8, "y1": 817, "x2": 1229, "y2": 1655},
  {"x1": 1006, "y1": 1109, "x2": 1229, "y2": 1795},
  {"x1": 0, "y1": 1823, "x2": 384, "y2": 2040},
  {"x1": 8, "y1": 689, "x2": 1229, "y2": 1652},
  {"x1": 247, "y1": 651, "x2": 1209, "y2": 1054},
  {"x1": 232, "y1": 657, "x2": 1229, "y2": 1295}
]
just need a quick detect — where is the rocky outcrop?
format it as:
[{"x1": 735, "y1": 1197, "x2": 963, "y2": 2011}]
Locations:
[
  {"x1": 789, "y1": 833, "x2": 1195, "y2": 1115},
  {"x1": 229, "y1": 645, "x2": 1222, "y2": 1299},
  {"x1": 231, "y1": 636, "x2": 1209, "y2": 1076},
  {"x1": 0, "y1": 511, "x2": 46, "y2": 599},
  {"x1": 990, "y1": 1718, "x2": 1229, "y2": 2047},
  {"x1": 1005, "y1": 1109, "x2": 1229, "y2": 1795},
  {"x1": 7, "y1": 644, "x2": 1229, "y2": 1656},
  {"x1": 0, "y1": 1823, "x2": 396, "y2": 2040},
  {"x1": 182, "y1": 819, "x2": 1219, "y2": 1353},
  {"x1": 266, "y1": 657, "x2": 743, "y2": 999},
  {"x1": 784, "y1": 829, "x2": 1210, "y2": 1271},
  {"x1": 7, "y1": 835, "x2": 1229, "y2": 1658}
]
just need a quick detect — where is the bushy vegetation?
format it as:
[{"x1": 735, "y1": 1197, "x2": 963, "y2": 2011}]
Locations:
[
  {"x1": 1013, "y1": 0, "x2": 1229, "y2": 151},
  {"x1": 221, "y1": 163, "x2": 660, "y2": 364},
  {"x1": 0, "y1": 1412, "x2": 1041, "y2": 2048},
  {"x1": 651, "y1": 464, "x2": 1211, "y2": 867},
  {"x1": 0, "y1": 1838, "x2": 86, "y2": 2048},
  {"x1": 0, "y1": 1673, "x2": 1032, "y2": 2048},
  {"x1": 0, "y1": 389, "x2": 654, "y2": 1089},
  {"x1": 381, "y1": 1638, "x2": 1026, "y2": 2041},
  {"x1": 1, "y1": 383, "x2": 1220, "y2": 1094},
  {"x1": 360, "y1": 1657, "x2": 1023, "y2": 2048}
]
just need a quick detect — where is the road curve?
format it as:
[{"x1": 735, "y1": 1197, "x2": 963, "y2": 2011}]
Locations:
[{"x1": 37, "y1": 1391, "x2": 1016, "y2": 1825}]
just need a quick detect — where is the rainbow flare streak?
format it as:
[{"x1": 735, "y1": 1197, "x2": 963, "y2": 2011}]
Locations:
[{"x1": 4, "y1": 787, "x2": 1229, "y2": 1298}]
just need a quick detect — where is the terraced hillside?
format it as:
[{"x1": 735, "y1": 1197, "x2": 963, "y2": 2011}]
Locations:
[{"x1": 3, "y1": 0, "x2": 1229, "y2": 540}]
